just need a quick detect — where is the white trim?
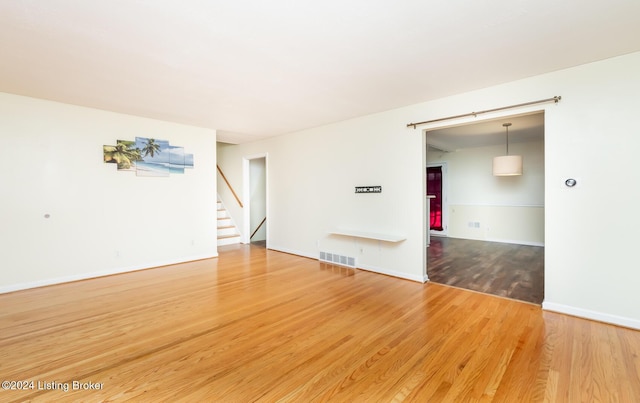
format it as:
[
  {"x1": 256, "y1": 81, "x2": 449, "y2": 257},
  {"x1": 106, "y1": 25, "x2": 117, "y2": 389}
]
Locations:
[
  {"x1": 487, "y1": 238, "x2": 544, "y2": 247},
  {"x1": 243, "y1": 153, "x2": 269, "y2": 246},
  {"x1": 0, "y1": 253, "x2": 219, "y2": 295},
  {"x1": 445, "y1": 236, "x2": 544, "y2": 247},
  {"x1": 543, "y1": 302, "x2": 640, "y2": 330},
  {"x1": 358, "y1": 263, "x2": 427, "y2": 283},
  {"x1": 448, "y1": 203, "x2": 545, "y2": 208},
  {"x1": 268, "y1": 245, "x2": 316, "y2": 260},
  {"x1": 328, "y1": 229, "x2": 406, "y2": 242},
  {"x1": 269, "y1": 246, "x2": 427, "y2": 283},
  {"x1": 422, "y1": 131, "x2": 429, "y2": 287},
  {"x1": 242, "y1": 158, "x2": 250, "y2": 244}
]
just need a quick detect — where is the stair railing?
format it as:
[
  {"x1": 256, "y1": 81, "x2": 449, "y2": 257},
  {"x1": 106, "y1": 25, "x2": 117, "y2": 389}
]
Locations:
[
  {"x1": 217, "y1": 165, "x2": 243, "y2": 208},
  {"x1": 250, "y1": 217, "x2": 267, "y2": 240}
]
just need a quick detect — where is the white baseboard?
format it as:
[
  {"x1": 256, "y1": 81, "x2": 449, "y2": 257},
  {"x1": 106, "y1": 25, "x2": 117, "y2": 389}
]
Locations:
[
  {"x1": 489, "y1": 238, "x2": 544, "y2": 247},
  {"x1": 543, "y1": 302, "x2": 640, "y2": 330},
  {"x1": 355, "y1": 264, "x2": 427, "y2": 283},
  {"x1": 269, "y1": 246, "x2": 427, "y2": 283},
  {"x1": 447, "y1": 235, "x2": 543, "y2": 247},
  {"x1": 0, "y1": 252, "x2": 219, "y2": 295},
  {"x1": 267, "y1": 245, "x2": 317, "y2": 260}
]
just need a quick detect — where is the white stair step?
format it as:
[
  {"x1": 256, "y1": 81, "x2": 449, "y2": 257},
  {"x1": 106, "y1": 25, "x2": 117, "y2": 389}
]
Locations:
[
  {"x1": 218, "y1": 234, "x2": 241, "y2": 246},
  {"x1": 216, "y1": 196, "x2": 240, "y2": 246},
  {"x1": 217, "y1": 226, "x2": 238, "y2": 237}
]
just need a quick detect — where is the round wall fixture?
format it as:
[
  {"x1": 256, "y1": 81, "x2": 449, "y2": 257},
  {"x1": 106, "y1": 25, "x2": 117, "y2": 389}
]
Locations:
[{"x1": 565, "y1": 178, "x2": 577, "y2": 187}]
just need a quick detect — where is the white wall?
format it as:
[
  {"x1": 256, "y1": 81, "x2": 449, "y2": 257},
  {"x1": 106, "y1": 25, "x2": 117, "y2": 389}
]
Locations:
[
  {"x1": 447, "y1": 205, "x2": 544, "y2": 245},
  {"x1": 217, "y1": 113, "x2": 425, "y2": 282},
  {"x1": 218, "y1": 51, "x2": 640, "y2": 329},
  {"x1": 428, "y1": 140, "x2": 544, "y2": 245},
  {"x1": 0, "y1": 93, "x2": 218, "y2": 293}
]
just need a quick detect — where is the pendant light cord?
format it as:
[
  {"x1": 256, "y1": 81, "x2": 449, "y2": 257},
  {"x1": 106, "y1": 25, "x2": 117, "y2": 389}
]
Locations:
[{"x1": 503, "y1": 123, "x2": 511, "y2": 155}]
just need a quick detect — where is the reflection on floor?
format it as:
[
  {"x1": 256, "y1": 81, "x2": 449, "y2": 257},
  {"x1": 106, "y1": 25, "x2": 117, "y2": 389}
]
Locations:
[{"x1": 427, "y1": 237, "x2": 544, "y2": 304}]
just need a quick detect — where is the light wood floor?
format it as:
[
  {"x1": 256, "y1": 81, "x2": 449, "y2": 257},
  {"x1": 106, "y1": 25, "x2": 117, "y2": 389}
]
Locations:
[{"x1": 1, "y1": 245, "x2": 639, "y2": 402}]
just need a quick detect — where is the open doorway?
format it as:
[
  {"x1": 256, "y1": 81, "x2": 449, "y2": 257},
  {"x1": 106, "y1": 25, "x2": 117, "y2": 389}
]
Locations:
[
  {"x1": 243, "y1": 155, "x2": 267, "y2": 247},
  {"x1": 425, "y1": 112, "x2": 545, "y2": 304},
  {"x1": 427, "y1": 162, "x2": 448, "y2": 236}
]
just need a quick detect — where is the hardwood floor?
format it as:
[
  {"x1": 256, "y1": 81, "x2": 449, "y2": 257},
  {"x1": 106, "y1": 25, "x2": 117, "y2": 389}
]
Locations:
[
  {"x1": 1, "y1": 244, "x2": 638, "y2": 402},
  {"x1": 428, "y1": 237, "x2": 544, "y2": 304},
  {"x1": 251, "y1": 239, "x2": 267, "y2": 248}
]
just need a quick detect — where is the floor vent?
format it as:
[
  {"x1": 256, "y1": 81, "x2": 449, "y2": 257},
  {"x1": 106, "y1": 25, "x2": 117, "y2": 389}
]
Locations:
[{"x1": 319, "y1": 251, "x2": 356, "y2": 268}]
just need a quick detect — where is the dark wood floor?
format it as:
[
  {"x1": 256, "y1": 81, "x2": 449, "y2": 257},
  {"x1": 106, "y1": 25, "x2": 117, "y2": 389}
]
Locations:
[
  {"x1": 427, "y1": 237, "x2": 544, "y2": 304},
  {"x1": 251, "y1": 239, "x2": 267, "y2": 247}
]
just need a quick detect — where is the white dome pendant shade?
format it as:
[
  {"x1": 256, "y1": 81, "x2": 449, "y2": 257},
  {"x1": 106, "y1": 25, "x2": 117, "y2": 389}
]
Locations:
[{"x1": 493, "y1": 123, "x2": 523, "y2": 176}]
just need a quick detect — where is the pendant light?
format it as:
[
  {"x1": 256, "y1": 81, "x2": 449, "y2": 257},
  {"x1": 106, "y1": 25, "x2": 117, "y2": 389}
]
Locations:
[{"x1": 493, "y1": 123, "x2": 523, "y2": 176}]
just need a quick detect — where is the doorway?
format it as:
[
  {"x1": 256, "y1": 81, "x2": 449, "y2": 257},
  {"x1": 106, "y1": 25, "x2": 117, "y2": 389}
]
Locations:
[
  {"x1": 243, "y1": 154, "x2": 267, "y2": 247},
  {"x1": 424, "y1": 112, "x2": 545, "y2": 304},
  {"x1": 427, "y1": 162, "x2": 448, "y2": 236}
]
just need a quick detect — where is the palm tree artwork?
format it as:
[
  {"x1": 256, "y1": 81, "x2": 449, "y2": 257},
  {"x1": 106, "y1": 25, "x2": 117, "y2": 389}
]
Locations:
[
  {"x1": 103, "y1": 137, "x2": 194, "y2": 176},
  {"x1": 103, "y1": 140, "x2": 141, "y2": 170},
  {"x1": 141, "y1": 138, "x2": 161, "y2": 158}
]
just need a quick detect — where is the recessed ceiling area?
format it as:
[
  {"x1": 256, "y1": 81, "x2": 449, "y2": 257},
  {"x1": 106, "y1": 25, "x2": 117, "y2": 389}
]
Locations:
[
  {"x1": 1, "y1": 1, "x2": 639, "y2": 144},
  {"x1": 427, "y1": 113, "x2": 544, "y2": 152}
]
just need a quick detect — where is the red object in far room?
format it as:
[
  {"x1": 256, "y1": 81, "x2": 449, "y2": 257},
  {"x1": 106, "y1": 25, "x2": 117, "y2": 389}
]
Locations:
[{"x1": 427, "y1": 166, "x2": 443, "y2": 231}]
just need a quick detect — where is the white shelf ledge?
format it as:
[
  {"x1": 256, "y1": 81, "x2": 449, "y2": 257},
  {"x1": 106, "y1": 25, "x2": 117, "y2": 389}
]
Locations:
[{"x1": 328, "y1": 229, "x2": 406, "y2": 243}]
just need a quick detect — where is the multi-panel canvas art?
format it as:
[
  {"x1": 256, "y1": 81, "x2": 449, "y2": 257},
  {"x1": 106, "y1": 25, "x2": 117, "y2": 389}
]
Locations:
[{"x1": 103, "y1": 137, "x2": 194, "y2": 176}]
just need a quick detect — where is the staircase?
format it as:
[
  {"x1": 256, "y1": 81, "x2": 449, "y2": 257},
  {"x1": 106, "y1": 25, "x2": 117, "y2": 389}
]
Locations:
[{"x1": 217, "y1": 199, "x2": 241, "y2": 246}]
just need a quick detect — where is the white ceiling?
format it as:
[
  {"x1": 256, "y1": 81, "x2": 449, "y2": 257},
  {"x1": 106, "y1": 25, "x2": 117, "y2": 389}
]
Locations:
[
  {"x1": 427, "y1": 112, "x2": 544, "y2": 152},
  {"x1": 1, "y1": 1, "x2": 639, "y2": 144}
]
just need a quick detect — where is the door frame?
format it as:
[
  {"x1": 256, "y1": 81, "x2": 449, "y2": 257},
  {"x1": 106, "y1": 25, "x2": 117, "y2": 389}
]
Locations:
[
  {"x1": 242, "y1": 153, "x2": 268, "y2": 245},
  {"x1": 426, "y1": 162, "x2": 449, "y2": 237},
  {"x1": 422, "y1": 108, "x2": 547, "y2": 289}
]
